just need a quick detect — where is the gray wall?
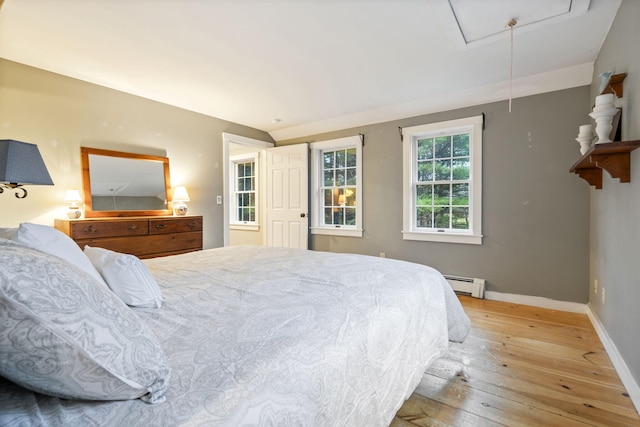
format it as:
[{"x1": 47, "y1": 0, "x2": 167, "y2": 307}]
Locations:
[
  {"x1": 0, "y1": 59, "x2": 273, "y2": 248},
  {"x1": 590, "y1": 0, "x2": 640, "y2": 389},
  {"x1": 0, "y1": 57, "x2": 594, "y2": 305},
  {"x1": 280, "y1": 87, "x2": 591, "y2": 303}
]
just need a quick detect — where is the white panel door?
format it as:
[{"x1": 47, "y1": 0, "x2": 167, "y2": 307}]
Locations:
[{"x1": 266, "y1": 143, "x2": 308, "y2": 249}]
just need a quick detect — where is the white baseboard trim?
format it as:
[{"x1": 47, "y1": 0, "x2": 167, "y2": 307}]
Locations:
[
  {"x1": 585, "y1": 305, "x2": 640, "y2": 415},
  {"x1": 483, "y1": 290, "x2": 587, "y2": 313},
  {"x1": 482, "y1": 290, "x2": 640, "y2": 414}
]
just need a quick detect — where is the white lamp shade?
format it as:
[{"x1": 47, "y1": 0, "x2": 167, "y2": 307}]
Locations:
[
  {"x1": 173, "y1": 186, "x2": 190, "y2": 202},
  {"x1": 64, "y1": 189, "x2": 82, "y2": 203}
]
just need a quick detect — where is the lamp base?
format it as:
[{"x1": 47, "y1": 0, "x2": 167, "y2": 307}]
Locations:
[
  {"x1": 174, "y1": 202, "x2": 188, "y2": 216},
  {"x1": 67, "y1": 207, "x2": 82, "y2": 219}
]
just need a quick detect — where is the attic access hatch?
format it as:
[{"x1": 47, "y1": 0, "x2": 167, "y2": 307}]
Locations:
[{"x1": 434, "y1": 0, "x2": 591, "y2": 48}]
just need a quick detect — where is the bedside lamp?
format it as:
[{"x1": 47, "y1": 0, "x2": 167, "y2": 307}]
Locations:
[
  {"x1": 172, "y1": 186, "x2": 190, "y2": 216},
  {"x1": 64, "y1": 189, "x2": 83, "y2": 219}
]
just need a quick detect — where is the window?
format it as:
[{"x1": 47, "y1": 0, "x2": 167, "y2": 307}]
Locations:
[
  {"x1": 402, "y1": 115, "x2": 483, "y2": 244},
  {"x1": 310, "y1": 136, "x2": 363, "y2": 237},
  {"x1": 230, "y1": 153, "x2": 259, "y2": 229}
]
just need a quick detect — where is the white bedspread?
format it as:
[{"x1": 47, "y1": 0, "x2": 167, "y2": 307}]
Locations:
[{"x1": 0, "y1": 245, "x2": 470, "y2": 426}]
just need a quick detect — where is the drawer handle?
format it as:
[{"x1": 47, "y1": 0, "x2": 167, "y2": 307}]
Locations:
[
  {"x1": 83, "y1": 225, "x2": 98, "y2": 233},
  {"x1": 155, "y1": 224, "x2": 167, "y2": 229},
  {"x1": 128, "y1": 225, "x2": 140, "y2": 230}
]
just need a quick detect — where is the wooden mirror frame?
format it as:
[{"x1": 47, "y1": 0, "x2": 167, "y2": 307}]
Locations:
[{"x1": 80, "y1": 147, "x2": 172, "y2": 218}]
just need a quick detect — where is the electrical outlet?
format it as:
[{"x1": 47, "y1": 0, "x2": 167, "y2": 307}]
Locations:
[
  {"x1": 379, "y1": 252, "x2": 386, "y2": 258},
  {"x1": 594, "y1": 279, "x2": 598, "y2": 294},
  {"x1": 602, "y1": 287, "x2": 606, "y2": 304},
  {"x1": 216, "y1": 195, "x2": 222, "y2": 204}
]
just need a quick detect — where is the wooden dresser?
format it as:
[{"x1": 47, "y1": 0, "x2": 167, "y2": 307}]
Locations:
[{"x1": 54, "y1": 216, "x2": 203, "y2": 259}]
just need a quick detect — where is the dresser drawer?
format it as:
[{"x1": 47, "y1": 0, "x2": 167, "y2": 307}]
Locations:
[
  {"x1": 76, "y1": 232, "x2": 203, "y2": 258},
  {"x1": 54, "y1": 216, "x2": 203, "y2": 259},
  {"x1": 70, "y1": 219, "x2": 148, "y2": 239},
  {"x1": 149, "y1": 217, "x2": 203, "y2": 235}
]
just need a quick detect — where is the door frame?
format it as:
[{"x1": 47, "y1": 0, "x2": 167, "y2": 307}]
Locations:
[{"x1": 222, "y1": 133, "x2": 274, "y2": 247}]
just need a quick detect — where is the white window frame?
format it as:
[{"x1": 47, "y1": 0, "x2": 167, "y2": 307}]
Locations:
[
  {"x1": 310, "y1": 135, "x2": 363, "y2": 237},
  {"x1": 229, "y1": 153, "x2": 259, "y2": 231},
  {"x1": 402, "y1": 115, "x2": 483, "y2": 245}
]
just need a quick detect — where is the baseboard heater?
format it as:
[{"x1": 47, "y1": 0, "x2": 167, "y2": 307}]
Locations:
[{"x1": 444, "y1": 275, "x2": 485, "y2": 299}]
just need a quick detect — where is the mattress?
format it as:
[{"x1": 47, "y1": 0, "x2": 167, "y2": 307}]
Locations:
[{"x1": 0, "y1": 245, "x2": 470, "y2": 426}]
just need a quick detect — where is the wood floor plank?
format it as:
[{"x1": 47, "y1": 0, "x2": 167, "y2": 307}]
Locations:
[
  {"x1": 465, "y1": 323, "x2": 613, "y2": 367},
  {"x1": 437, "y1": 340, "x2": 624, "y2": 391},
  {"x1": 460, "y1": 298, "x2": 593, "y2": 329},
  {"x1": 394, "y1": 296, "x2": 640, "y2": 427},
  {"x1": 413, "y1": 374, "x2": 593, "y2": 427},
  {"x1": 426, "y1": 356, "x2": 636, "y2": 425},
  {"x1": 392, "y1": 392, "x2": 497, "y2": 427},
  {"x1": 466, "y1": 313, "x2": 604, "y2": 351},
  {"x1": 451, "y1": 330, "x2": 616, "y2": 372}
]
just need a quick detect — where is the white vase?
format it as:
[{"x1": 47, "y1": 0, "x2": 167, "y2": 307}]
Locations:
[
  {"x1": 578, "y1": 124, "x2": 593, "y2": 135},
  {"x1": 575, "y1": 137, "x2": 593, "y2": 155},
  {"x1": 589, "y1": 108, "x2": 618, "y2": 144},
  {"x1": 590, "y1": 94, "x2": 618, "y2": 144},
  {"x1": 576, "y1": 124, "x2": 594, "y2": 154},
  {"x1": 595, "y1": 93, "x2": 614, "y2": 107}
]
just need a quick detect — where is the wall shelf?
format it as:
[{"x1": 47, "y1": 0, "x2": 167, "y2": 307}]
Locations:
[
  {"x1": 601, "y1": 73, "x2": 627, "y2": 98},
  {"x1": 570, "y1": 140, "x2": 640, "y2": 189}
]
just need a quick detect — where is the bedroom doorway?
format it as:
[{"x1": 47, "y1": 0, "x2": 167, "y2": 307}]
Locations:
[
  {"x1": 222, "y1": 133, "x2": 273, "y2": 247},
  {"x1": 222, "y1": 134, "x2": 309, "y2": 249}
]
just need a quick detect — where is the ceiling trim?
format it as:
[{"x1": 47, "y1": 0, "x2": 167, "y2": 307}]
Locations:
[{"x1": 268, "y1": 62, "x2": 594, "y2": 142}]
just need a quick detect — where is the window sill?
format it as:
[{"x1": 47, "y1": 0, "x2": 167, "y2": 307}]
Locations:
[
  {"x1": 230, "y1": 224, "x2": 260, "y2": 231},
  {"x1": 402, "y1": 230, "x2": 482, "y2": 245},
  {"x1": 311, "y1": 227, "x2": 363, "y2": 237}
]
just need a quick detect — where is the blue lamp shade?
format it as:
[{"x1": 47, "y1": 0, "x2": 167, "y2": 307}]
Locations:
[{"x1": 0, "y1": 139, "x2": 54, "y2": 198}]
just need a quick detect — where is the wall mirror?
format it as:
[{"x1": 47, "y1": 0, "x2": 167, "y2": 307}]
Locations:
[{"x1": 81, "y1": 147, "x2": 172, "y2": 217}]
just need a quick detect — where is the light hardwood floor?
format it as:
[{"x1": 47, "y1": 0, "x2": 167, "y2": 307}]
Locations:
[{"x1": 392, "y1": 296, "x2": 640, "y2": 427}]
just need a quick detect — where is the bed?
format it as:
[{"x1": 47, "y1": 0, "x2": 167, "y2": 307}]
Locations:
[{"x1": 0, "y1": 223, "x2": 470, "y2": 426}]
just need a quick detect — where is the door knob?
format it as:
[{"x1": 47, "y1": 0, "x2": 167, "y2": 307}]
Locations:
[{"x1": 300, "y1": 213, "x2": 306, "y2": 218}]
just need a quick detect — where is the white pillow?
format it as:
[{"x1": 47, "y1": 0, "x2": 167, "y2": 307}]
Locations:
[
  {"x1": 0, "y1": 238, "x2": 170, "y2": 403},
  {"x1": 11, "y1": 222, "x2": 107, "y2": 287},
  {"x1": 0, "y1": 227, "x2": 17, "y2": 239},
  {"x1": 85, "y1": 245, "x2": 163, "y2": 308}
]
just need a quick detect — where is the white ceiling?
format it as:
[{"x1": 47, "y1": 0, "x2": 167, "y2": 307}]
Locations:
[{"x1": 0, "y1": 0, "x2": 621, "y2": 141}]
